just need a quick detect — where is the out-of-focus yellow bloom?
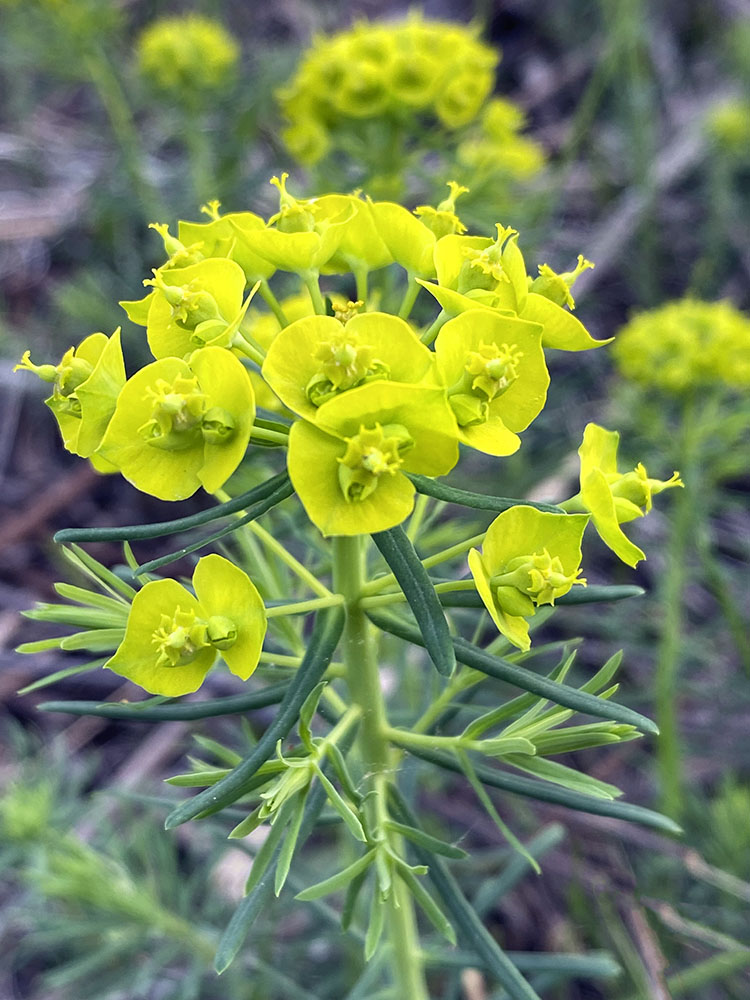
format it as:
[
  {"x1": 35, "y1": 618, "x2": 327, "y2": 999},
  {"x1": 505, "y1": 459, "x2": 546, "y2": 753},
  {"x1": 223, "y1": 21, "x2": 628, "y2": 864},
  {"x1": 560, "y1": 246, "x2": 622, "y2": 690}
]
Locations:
[
  {"x1": 705, "y1": 99, "x2": 750, "y2": 156},
  {"x1": 137, "y1": 15, "x2": 239, "y2": 99},
  {"x1": 614, "y1": 298, "x2": 750, "y2": 393},
  {"x1": 277, "y1": 14, "x2": 498, "y2": 165}
]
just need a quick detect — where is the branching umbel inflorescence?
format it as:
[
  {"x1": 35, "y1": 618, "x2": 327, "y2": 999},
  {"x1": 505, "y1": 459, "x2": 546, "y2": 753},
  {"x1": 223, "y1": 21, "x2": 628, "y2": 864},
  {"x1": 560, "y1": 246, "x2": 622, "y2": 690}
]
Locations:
[{"x1": 16, "y1": 176, "x2": 683, "y2": 999}]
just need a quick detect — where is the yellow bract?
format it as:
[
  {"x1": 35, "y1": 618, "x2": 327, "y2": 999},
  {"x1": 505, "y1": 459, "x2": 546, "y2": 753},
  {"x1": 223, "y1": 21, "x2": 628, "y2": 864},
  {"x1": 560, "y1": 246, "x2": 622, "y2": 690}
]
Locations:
[
  {"x1": 106, "y1": 555, "x2": 266, "y2": 696},
  {"x1": 469, "y1": 507, "x2": 589, "y2": 651}
]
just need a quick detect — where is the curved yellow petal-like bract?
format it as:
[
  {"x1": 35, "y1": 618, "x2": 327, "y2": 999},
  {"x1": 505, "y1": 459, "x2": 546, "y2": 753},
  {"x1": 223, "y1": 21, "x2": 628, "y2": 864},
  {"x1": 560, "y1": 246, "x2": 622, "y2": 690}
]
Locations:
[
  {"x1": 580, "y1": 468, "x2": 645, "y2": 568},
  {"x1": 468, "y1": 547, "x2": 531, "y2": 651},
  {"x1": 147, "y1": 258, "x2": 247, "y2": 359},
  {"x1": 262, "y1": 311, "x2": 435, "y2": 421},
  {"x1": 178, "y1": 212, "x2": 276, "y2": 283},
  {"x1": 97, "y1": 348, "x2": 254, "y2": 502},
  {"x1": 74, "y1": 328, "x2": 127, "y2": 457},
  {"x1": 189, "y1": 347, "x2": 255, "y2": 494},
  {"x1": 470, "y1": 507, "x2": 589, "y2": 651},
  {"x1": 97, "y1": 358, "x2": 204, "y2": 500},
  {"x1": 105, "y1": 579, "x2": 216, "y2": 697},
  {"x1": 193, "y1": 554, "x2": 266, "y2": 681},
  {"x1": 367, "y1": 200, "x2": 436, "y2": 278},
  {"x1": 288, "y1": 420, "x2": 416, "y2": 537},
  {"x1": 521, "y1": 293, "x2": 611, "y2": 352},
  {"x1": 314, "y1": 382, "x2": 460, "y2": 478},
  {"x1": 482, "y1": 507, "x2": 589, "y2": 577},
  {"x1": 435, "y1": 309, "x2": 548, "y2": 438}
]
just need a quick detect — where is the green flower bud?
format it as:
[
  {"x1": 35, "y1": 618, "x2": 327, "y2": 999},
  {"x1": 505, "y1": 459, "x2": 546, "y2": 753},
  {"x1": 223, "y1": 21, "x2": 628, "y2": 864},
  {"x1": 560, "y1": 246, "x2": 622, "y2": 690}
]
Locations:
[
  {"x1": 530, "y1": 255, "x2": 594, "y2": 310},
  {"x1": 414, "y1": 181, "x2": 469, "y2": 239},
  {"x1": 201, "y1": 407, "x2": 236, "y2": 444},
  {"x1": 206, "y1": 614, "x2": 238, "y2": 650}
]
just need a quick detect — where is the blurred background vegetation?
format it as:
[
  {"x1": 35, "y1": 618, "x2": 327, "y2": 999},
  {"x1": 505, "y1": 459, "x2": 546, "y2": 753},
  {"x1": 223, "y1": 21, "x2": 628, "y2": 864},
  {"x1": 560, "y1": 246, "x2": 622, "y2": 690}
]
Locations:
[{"x1": 1, "y1": 0, "x2": 749, "y2": 997}]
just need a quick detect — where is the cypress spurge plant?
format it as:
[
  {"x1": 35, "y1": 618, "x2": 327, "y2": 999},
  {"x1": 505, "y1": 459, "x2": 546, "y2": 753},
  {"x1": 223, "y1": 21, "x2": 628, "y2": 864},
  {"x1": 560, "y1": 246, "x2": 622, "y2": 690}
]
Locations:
[{"x1": 16, "y1": 177, "x2": 683, "y2": 999}]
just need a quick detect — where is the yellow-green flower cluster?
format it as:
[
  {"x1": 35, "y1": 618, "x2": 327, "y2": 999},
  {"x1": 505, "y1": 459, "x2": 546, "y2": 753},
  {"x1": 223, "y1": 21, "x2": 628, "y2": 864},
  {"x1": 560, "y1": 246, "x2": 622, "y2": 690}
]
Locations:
[
  {"x1": 136, "y1": 14, "x2": 239, "y2": 98},
  {"x1": 613, "y1": 298, "x2": 750, "y2": 393},
  {"x1": 16, "y1": 176, "x2": 682, "y2": 667},
  {"x1": 12, "y1": 177, "x2": 613, "y2": 520},
  {"x1": 705, "y1": 98, "x2": 750, "y2": 156},
  {"x1": 278, "y1": 14, "x2": 498, "y2": 165}
]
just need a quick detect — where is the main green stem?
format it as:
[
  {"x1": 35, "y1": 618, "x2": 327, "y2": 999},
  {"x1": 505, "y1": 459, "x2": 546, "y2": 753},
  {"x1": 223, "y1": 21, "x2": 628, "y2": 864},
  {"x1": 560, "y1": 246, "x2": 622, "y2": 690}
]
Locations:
[{"x1": 332, "y1": 536, "x2": 429, "y2": 1000}]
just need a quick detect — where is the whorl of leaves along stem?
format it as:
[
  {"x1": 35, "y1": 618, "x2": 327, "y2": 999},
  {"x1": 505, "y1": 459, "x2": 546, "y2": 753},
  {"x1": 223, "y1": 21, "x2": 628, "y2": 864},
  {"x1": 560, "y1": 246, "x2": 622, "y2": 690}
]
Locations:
[
  {"x1": 367, "y1": 609, "x2": 658, "y2": 734},
  {"x1": 164, "y1": 605, "x2": 345, "y2": 829},
  {"x1": 402, "y1": 745, "x2": 681, "y2": 834},
  {"x1": 214, "y1": 722, "x2": 359, "y2": 975}
]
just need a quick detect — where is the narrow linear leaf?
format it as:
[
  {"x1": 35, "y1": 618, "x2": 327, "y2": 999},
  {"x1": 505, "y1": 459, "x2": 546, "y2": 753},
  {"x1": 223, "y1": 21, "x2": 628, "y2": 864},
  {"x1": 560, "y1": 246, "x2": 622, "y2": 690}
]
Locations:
[
  {"x1": 456, "y1": 750, "x2": 540, "y2": 874},
  {"x1": 16, "y1": 637, "x2": 70, "y2": 654},
  {"x1": 367, "y1": 610, "x2": 658, "y2": 735},
  {"x1": 299, "y1": 681, "x2": 327, "y2": 752},
  {"x1": 502, "y1": 754, "x2": 621, "y2": 799},
  {"x1": 437, "y1": 585, "x2": 644, "y2": 608},
  {"x1": 395, "y1": 862, "x2": 457, "y2": 945},
  {"x1": 228, "y1": 806, "x2": 265, "y2": 840},
  {"x1": 531, "y1": 727, "x2": 637, "y2": 755},
  {"x1": 54, "y1": 473, "x2": 291, "y2": 543},
  {"x1": 165, "y1": 606, "x2": 345, "y2": 829},
  {"x1": 23, "y1": 606, "x2": 123, "y2": 627},
  {"x1": 342, "y1": 866, "x2": 370, "y2": 931},
  {"x1": 554, "y1": 585, "x2": 645, "y2": 606},
  {"x1": 325, "y1": 742, "x2": 363, "y2": 806},
  {"x1": 476, "y1": 736, "x2": 537, "y2": 757},
  {"x1": 63, "y1": 544, "x2": 137, "y2": 600},
  {"x1": 385, "y1": 820, "x2": 468, "y2": 860},
  {"x1": 18, "y1": 659, "x2": 107, "y2": 695},
  {"x1": 375, "y1": 846, "x2": 392, "y2": 897},
  {"x1": 214, "y1": 765, "x2": 342, "y2": 975},
  {"x1": 166, "y1": 768, "x2": 230, "y2": 787},
  {"x1": 59, "y1": 628, "x2": 125, "y2": 652},
  {"x1": 407, "y1": 474, "x2": 562, "y2": 515},
  {"x1": 364, "y1": 890, "x2": 386, "y2": 961},
  {"x1": 389, "y1": 789, "x2": 543, "y2": 1000},
  {"x1": 580, "y1": 651, "x2": 623, "y2": 695},
  {"x1": 137, "y1": 477, "x2": 295, "y2": 575},
  {"x1": 295, "y1": 849, "x2": 377, "y2": 901},
  {"x1": 314, "y1": 766, "x2": 366, "y2": 842},
  {"x1": 461, "y1": 653, "x2": 573, "y2": 740},
  {"x1": 404, "y1": 745, "x2": 682, "y2": 834},
  {"x1": 245, "y1": 796, "x2": 298, "y2": 896},
  {"x1": 371, "y1": 525, "x2": 455, "y2": 676},
  {"x1": 193, "y1": 735, "x2": 243, "y2": 767},
  {"x1": 39, "y1": 682, "x2": 290, "y2": 722},
  {"x1": 275, "y1": 787, "x2": 310, "y2": 896},
  {"x1": 53, "y1": 583, "x2": 130, "y2": 612}
]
